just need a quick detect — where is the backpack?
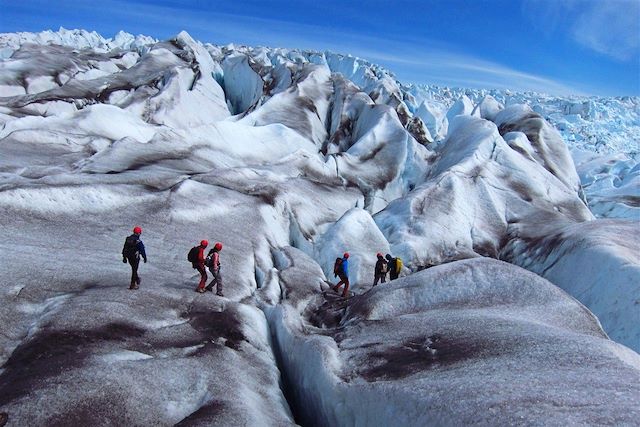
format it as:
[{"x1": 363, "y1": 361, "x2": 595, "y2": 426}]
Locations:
[
  {"x1": 205, "y1": 254, "x2": 213, "y2": 268},
  {"x1": 187, "y1": 246, "x2": 199, "y2": 263},
  {"x1": 395, "y1": 257, "x2": 403, "y2": 274},
  {"x1": 333, "y1": 257, "x2": 343, "y2": 277},
  {"x1": 123, "y1": 235, "x2": 139, "y2": 258}
]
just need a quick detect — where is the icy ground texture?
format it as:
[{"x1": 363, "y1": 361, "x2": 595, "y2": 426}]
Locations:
[
  {"x1": 269, "y1": 257, "x2": 640, "y2": 426},
  {"x1": 0, "y1": 29, "x2": 639, "y2": 425}
]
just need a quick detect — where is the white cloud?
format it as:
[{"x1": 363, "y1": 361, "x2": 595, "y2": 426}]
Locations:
[
  {"x1": 522, "y1": 0, "x2": 640, "y2": 62},
  {"x1": 571, "y1": 1, "x2": 640, "y2": 61}
]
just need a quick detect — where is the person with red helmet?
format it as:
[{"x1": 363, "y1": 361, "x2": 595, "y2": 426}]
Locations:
[
  {"x1": 373, "y1": 252, "x2": 388, "y2": 287},
  {"x1": 194, "y1": 240, "x2": 209, "y2": 293},
  {"x1": 122, "y1": 226, "x2": 147, "y2": 290},
  {"x1": 205, "y1": 242, "x2": 224, "y2": 296},
  {"x1": 332, "y1": 252, "x2": 350, "y2": 297}
]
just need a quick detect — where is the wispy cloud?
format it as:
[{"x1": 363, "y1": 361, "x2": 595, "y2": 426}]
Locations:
[
  {"x1": 358, "y1": 49, "x2": 586, "y2": 95},
  {"x1": 1, "y1": 0, "x2": 593, "y2": 95},
  {"x1": 571, "y1": 1, "x2": 640, "y2": 61},
  {"x1": 522, "y1": 0, "x2": 640, "y2": 62}
]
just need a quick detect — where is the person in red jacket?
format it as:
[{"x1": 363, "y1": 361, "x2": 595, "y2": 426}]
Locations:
[
  {"x1": 195, "y1": 240, "x2": 208, "y2": 293},
  {"x1": 205, "y1": 242, "x2": 224, "y2": 296}
]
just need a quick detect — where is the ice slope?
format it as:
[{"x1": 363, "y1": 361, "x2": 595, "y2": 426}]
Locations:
[
  {"x1": 404, "y1": 85, "x2": 640, "y2": 220},
  {"x1": 374, "y1": 107, "x2": 592, "y2": 266},
  {"x1": 372, "y1": 102, "x2": 639, "y2": 349},
  {"x1": 502, "y1": 218, "x2": 640, "y2": 351},
  {"x1": 0, "y1": 29, "x2": 639, "y2": 424},
  {"x1": 266, "y1": 257, "x2": 640, "y2": 426},
  {"x1": 0, "y1": 204, "x2": 296, "y2": 425},
  {"x1": 572, "y1": 149, "x2": 640, "y2": 219}
]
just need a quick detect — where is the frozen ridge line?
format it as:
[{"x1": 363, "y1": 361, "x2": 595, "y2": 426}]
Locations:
[
  {"x1": 2, "y1": 28, "x2": 636, "y2": 162},
  {"x1": 0, "y1": 27, "x2": 157, "y2": 55},
  {"x1": 404, "y1": 83, "x2": 640, "y2": 160}
]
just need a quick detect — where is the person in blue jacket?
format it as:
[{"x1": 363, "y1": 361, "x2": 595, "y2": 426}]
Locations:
[
  {"x1": 122, "y1": 226, "x2": 147, "y2": 290},
  {"x1": 332, "y1": 252, "x2": 350, "y2": 297}
]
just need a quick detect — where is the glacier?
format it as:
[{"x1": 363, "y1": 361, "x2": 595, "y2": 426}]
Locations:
[{"x1": 0, "y1": 28, "x2": 638, "y2": 426}]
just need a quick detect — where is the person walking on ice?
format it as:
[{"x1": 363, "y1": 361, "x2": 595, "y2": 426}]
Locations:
[
  {"x1": 373, "y1": 252, "x2": 387, "y2": 287},
  {"x1": 122, "y1": 226, "x2": 147, "y2": 290},
  {"x1": 188, "y1": 240, "x2": 209, "y2": 293},
  {"x1": 205, "y1": 242, "x2": 224, "y2": 296},
  {"x1": 385, "y1": 253, "x2": 402, "y2": 281},
  {"x1": 332, "y1": 252, "x2": 350, "y2": 297}
]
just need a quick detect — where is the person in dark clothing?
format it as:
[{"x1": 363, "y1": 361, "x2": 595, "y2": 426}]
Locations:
[
  {"x1": 373, "y1": 252, "x2": 387, "y2": 286},
  {"x1": 332, "y1": 252, "x2": 350, "y2": 297},
  {"x1": 205, "y1": 242, "x2": 224, "y2": 296},
  {"x1": 194, "y1": 240, "x2": 208, "y2": 293},
  {"x1": 122, "y1": 226, "x2": 147, "y2": 290},
  {"x1": 385, "y1": 253, "x2": 399, "y2": 281}
]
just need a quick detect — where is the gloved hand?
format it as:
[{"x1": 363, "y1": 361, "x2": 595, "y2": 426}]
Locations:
[
  {"x1": 143, "y1": 258, "x2": 147, "y2": 263},
  {"x1": 122, "y1": 257, "x2": 127, "y2": 263}
]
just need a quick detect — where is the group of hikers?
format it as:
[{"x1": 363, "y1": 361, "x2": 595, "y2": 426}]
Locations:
[
  {"x1": 187, "y1": 240, "x2": 224, "y2": 295},
  {"x1": 332, "y1": 252, "x2": 403, "y2": 297},
  {"x1": 122, "y1": 227, "x2": 402, "y2": 298},
  {"x1": 122, "y1": 226, "x2": 224, "y2": 295}
]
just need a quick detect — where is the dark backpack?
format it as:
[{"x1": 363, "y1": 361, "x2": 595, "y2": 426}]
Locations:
[
  {"x1": 333, "y1": 257, "x2": 343, "y2": 277},
  {"x1": 187, "y1": 246, "x2": 199, "y2": 263},
  {"x1": 123, "y1": 235, "x2": 139, "y2": 258}
]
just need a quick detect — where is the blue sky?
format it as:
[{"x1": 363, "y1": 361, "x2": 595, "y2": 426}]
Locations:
[{"x1": 1, "y1": 0, "x2": 638, "y2": 96}]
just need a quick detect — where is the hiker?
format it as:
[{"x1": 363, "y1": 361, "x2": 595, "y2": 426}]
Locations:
[
  {"x1": 190, "y1": 240, "x2": 208, "y2": 293},
  {"x1": 332, "y1": 252, "x2": 350, "y2": 297},
  {"x1": 373, "y1": 252, "x2": 387, "y2": 286},
  {"x1": 205, "y1": 242, "x2": 224, "y2": 296},
  {"x1": 385, "y1": 253, "x2": 402, "y2": 280},
  {"x1": 122, "y1": 226, "x2": 147, "y2": 290}
]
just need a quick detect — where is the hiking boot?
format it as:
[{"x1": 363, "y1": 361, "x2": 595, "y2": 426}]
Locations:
[
  {"x1": 216, "y1": 292, "x2": 224, "y2": 297},
  {"x1": 205, "y1": 286, "x2": 213, "y2": 292},
  {"x1": 196, "y1": 288, "x2": 206, "y2": 293},
  {"x1": 129, "y1": 283, "x2": 138, "y2": 290}
]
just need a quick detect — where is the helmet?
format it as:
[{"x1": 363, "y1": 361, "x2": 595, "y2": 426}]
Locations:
[
  {"x1": 343, "y1": 252, "x2": 350, "y2": 259},
  {"x1": 376, "y1": 252, "x2": 383, "y2": 257},
  {"x1": 133, "y1": 226, "x2": 142, "y2": 234},
  {"x1": 214, "y1": 242, "x2": 223, "y2": 251},
  {"x1": 385, "y1": 254, "x2": 392, "y2": 260},
  {"x1": 200, "y1": 240, "x2": 208, "y2": 247}
]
